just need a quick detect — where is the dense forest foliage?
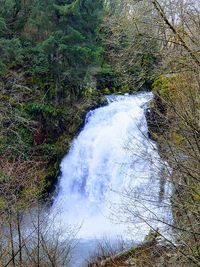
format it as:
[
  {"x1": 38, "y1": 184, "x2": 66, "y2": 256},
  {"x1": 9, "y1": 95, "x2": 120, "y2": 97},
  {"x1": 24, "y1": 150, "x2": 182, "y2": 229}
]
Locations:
[
  {"x1": 0, "y1": 0, "x2": 106, "y2": 197},
  {"x1": 0, "y1": 1, "x2": 109, "y2": 265},
  {"x1": 0, "y1": 0, "x2": 156, "y2": 202},
  {"x1": 0, "y1": 1, "x2": 108, "y2": 264},
  {"x1": 0, "y1": 0, "x2": 200, "y2": 266}
]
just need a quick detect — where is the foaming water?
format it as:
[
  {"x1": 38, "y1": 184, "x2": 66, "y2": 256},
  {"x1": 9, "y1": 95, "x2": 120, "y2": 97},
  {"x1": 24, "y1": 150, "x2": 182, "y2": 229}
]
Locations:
[{"x1": 51, "y1": 93, "x2": 171, "y2": 242}]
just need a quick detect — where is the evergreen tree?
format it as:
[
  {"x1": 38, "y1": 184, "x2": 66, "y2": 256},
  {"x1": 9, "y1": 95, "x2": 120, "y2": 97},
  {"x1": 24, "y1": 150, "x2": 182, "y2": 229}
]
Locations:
[{"x1": 0, "y1": 0, "x2": 105, "y2": 99}]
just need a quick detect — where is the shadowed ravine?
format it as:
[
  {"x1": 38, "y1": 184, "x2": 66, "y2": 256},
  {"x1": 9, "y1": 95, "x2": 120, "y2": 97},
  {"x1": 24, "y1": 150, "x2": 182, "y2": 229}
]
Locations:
[{"x1": 51, "y1": 93, "x2": 171, "y2": 266}]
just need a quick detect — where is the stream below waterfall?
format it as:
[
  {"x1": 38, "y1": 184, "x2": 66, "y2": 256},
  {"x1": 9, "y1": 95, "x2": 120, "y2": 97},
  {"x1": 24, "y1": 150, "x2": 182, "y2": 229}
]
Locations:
[{"x1": 51, "y1": 92, "x2": 171, "y2": 266}]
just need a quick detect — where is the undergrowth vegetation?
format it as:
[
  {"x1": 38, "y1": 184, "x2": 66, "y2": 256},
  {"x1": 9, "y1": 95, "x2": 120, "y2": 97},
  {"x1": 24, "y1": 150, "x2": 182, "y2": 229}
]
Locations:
[{"x1": 0, "y1": 0, "x2": 200, "y2": 266}]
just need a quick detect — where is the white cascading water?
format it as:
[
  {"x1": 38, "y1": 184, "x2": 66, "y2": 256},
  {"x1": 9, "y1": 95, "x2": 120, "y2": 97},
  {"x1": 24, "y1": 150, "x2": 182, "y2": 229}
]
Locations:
[{"x1": 51, "y1": 93, "x2": 171, "y2": 242}]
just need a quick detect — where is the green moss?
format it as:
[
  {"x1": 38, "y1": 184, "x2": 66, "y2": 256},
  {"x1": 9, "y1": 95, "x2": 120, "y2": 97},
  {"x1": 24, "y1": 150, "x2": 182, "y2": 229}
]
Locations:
[
  {"x1": 69, "y1": 122, "x2": 80, "y2": 134},
  {"x1": 193, "y1": 184, "x2": 200, "y2": 203},
  {"x1": 121, "y1": 84, "x2": 130, "y2": 93},
  {"x1": 3, "y1": 126, "x2": 33, "y2": 159},
  {"x1": 55, "y1": 132, "x2": 71, "y2": 155},
  {"x1": 102, "y1": 88, "x2": 111, "y2": 94},
  {"x1": 26, "y1": 102, "x2": 61, "y2": 116},
  {"x1": 152, "y1": 75, "x2": 170, "y2": 97},
  {"x1": 0, "y1": 170, "x2": 12, "y2": 182},
  {"x1": 121, "y1": 247, "x2": 137, "y2": 258},
  {"x1": 40, "y1": 143, "x2": 58, "y2": 159},
  {"x1": 0, "y1": 197, "x2": 6, "y2": 209},
  {"x1": 144, "y1": 229, "x2": 160, "y2": 242},
  {"x1": 0, "y1": 93, "x2": 10, "y2": 101},
  {"x1": 18, "y1": 127, "x2": 33, "y2": 146},
  {"x1": 171, "y1": 132, "x2": 185, "y2": 146}
]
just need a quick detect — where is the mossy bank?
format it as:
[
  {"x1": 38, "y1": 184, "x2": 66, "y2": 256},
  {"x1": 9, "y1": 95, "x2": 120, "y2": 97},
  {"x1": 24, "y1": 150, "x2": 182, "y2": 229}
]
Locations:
[{"x1": 0, "y1": 71, "x2": 106, "y2": 200}]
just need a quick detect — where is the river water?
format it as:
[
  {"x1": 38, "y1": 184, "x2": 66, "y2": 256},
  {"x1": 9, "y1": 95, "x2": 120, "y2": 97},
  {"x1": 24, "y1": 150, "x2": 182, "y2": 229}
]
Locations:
[{"x1": 51, "y1": 93, "x2": 171, "y2": 265}]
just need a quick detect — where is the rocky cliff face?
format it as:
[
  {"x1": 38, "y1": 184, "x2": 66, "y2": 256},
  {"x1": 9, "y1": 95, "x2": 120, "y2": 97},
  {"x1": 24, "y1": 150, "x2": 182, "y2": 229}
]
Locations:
[{"x1": 145, "y1": 94, "x2": 168, "y2": 141}]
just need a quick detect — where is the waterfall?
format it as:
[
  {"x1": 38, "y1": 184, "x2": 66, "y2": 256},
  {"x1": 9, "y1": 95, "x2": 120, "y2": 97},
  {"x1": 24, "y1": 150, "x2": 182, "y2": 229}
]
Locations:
[{"x1": 51, "y1": 93, "x2": 171, "y2": 241}]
